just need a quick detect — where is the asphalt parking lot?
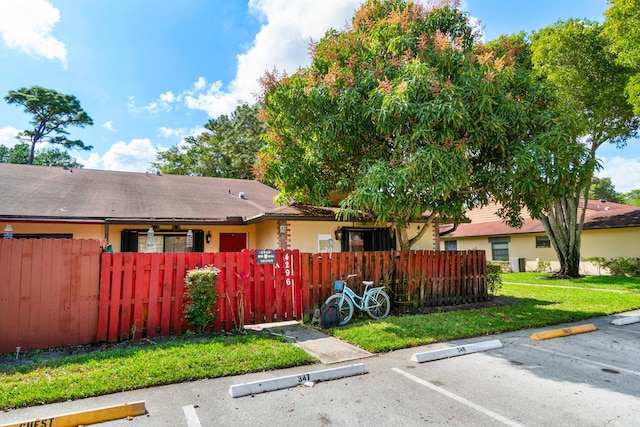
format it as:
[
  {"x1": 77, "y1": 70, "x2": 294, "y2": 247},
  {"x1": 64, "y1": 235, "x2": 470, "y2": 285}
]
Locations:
[{"x1": 2, "y1": 310, "x2": 639, "y2": 427}]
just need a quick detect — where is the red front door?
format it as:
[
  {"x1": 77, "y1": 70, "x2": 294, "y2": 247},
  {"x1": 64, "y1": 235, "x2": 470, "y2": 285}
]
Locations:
[{"x1": 219, "y1": 233, "x2": 247, "y2": 252}]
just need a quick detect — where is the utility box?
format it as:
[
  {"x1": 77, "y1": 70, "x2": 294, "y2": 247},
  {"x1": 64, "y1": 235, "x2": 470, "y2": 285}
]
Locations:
[{"x1": 510, "y1": 257, "x2": 526, "y2": 273}]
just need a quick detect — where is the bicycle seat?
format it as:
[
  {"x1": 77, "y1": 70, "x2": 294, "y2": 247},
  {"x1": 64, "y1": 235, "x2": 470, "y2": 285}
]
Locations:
[{"x1": 363, "y1": 280, "x2": 374, "y2": 286}]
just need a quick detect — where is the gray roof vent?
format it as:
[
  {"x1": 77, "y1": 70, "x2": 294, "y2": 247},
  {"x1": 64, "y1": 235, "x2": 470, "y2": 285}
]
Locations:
[{"x1": 239, "y1": 192, "x2": 246, "y2": 199}]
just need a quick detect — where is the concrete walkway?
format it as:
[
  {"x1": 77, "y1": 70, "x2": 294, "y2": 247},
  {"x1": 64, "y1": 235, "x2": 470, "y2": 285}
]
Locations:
[{"x1": 244, "y1": 321, "x2": 373, "y2": 364}]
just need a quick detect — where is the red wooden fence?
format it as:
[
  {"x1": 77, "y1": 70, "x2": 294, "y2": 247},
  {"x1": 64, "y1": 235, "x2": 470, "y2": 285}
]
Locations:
[
  {"x1": 0, "y1": 239, "x2": 101, "y2": 354},
  {"x1": 97, "y1": 250, "x2": 302, "y2": 342},
  {"x1": 301, "y1": 250, "x2": 487, "y2": 311},
  {"x1": 1, "y1": 240, "x2": 486, "y2": 352}
]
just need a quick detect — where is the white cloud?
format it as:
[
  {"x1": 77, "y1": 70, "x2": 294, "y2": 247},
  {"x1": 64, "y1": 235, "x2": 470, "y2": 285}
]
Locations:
[
  {"x1": 0, "y1": 125, "x2": 21, "y2": 147},
  {"x1": 76, "y1": 139, "x2": 163, "y2": 172},
  {"x1": 193, "y1": 77, "x2": 207, "y2": 91},
  {"x1": 128, "y1": 91, "x2": 179, "y2": 114},
  {"x1": 102, "y1": 121, "x2": 117, "y2": 132},
  {"x1": 158, "y1": 125, "x2": 207, "y2": 140},
  {"x1": 597, "y1": 156, "x2": 640, "y2": 194},
  {"x1": 0, "y1": 0, "x2": 67, "y2": 67},
  {"x1": 150, "y1": 0, "x2": 361, "y2": 119},
  {"x1": 158, "y1": 126, "x2": 187, "y2": 139},
  {"x1": 159, "y1": 91, "x2": 176, "y2": 103}
]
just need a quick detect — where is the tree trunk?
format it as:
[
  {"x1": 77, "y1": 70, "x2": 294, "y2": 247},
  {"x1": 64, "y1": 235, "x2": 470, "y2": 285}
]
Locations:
[
  {"x1": 28, "y1": 140, "x2": 36, "y2": 165},
  {"x1": 398, "y1": 212, "x2": 437, "y2": 250},
  {"x1": 539, "y1": 196, "x2": 583, "y2": 278}
]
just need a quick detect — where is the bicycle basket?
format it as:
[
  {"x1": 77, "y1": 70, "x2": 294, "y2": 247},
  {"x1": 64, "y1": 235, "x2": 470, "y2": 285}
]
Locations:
[{"x1": 334, "y1": 280, "x2": 344, "y2": 292}]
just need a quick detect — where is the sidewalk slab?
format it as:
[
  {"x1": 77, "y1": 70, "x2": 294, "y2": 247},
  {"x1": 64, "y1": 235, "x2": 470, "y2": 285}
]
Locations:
[{"x1": 245, "y1": 321, "x2": 373, "y2": 364}]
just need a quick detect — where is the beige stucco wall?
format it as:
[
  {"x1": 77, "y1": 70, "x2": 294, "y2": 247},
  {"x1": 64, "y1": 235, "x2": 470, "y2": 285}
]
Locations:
[
  {"x1": 286, "y1": 220, "x2": 437, "y2": 253},
  {"x1": 254, "y1": 220, "x2": 279, "y2": 249},
  {"x1": 288, "y1": 220, "x2": 342, "y2": 253},
  {"x1": 406, "y1": 223, "x2": 436, "y2": 250},
  {"x1": 2, "y1": 219, "x2": 439, "y2": 253},
  {"x1": 441, "y1": 226, "x2": 640, "y2": 274},
  {"x1": 1, "y1": 221, "x2": 104, "y2": 240}
]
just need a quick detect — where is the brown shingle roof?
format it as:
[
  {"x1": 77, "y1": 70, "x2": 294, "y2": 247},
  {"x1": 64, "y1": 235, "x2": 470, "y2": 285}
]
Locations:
[
  {"x1": 0, "y1": 164, "x2": 287, "y2": 224},
  {"x1": 441, "y1": 200, "x2": 640, "y2": 238}
]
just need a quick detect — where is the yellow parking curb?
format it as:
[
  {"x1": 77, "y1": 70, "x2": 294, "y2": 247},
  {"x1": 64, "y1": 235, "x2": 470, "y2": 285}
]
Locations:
[
  {"x1": 530, "y1": 324, "x2": 597, "y2": 340},
  {"x1": 0, "y1": 401, "x2": 146, "y2": 427}
]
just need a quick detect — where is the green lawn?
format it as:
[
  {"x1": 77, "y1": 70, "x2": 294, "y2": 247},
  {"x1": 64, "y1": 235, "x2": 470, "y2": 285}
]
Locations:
[
  {"x1": 329, "y1": 272, "x2": 640, "y2": 352},
  {"x1": 2, "y1": 272, "x2": 640, "y2": 410},
  {"x1": 0, "y1": 333, "x2": 315, "y2": 410}
]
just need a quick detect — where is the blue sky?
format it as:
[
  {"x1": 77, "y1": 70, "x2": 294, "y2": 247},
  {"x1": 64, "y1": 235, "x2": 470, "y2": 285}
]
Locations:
[{"x1": 1, "y1": 0, "x2": 638, "y2": 192}]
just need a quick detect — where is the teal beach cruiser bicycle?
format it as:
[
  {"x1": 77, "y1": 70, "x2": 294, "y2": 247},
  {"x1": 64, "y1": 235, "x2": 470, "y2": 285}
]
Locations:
[{"x1": 325, "y1": 274, "x2": 391, "y2": 325}]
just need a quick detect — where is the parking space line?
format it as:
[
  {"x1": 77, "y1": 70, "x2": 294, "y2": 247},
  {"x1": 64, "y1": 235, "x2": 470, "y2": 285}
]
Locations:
[
  {"x1": 183, "y1": 405, "x2": 202, "y2": 427},
  {"x1": 392, "y1": 368, "x2": 524, "y2": 427},
  {"x1": 521, "y1": 344, "x2": 640, "y2": 377},
  {"x1": 608, "y1": 326, "x2": 640, "y2": 335}
]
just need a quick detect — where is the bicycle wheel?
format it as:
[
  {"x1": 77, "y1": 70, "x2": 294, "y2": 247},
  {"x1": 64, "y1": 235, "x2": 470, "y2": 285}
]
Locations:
[
  {"x1": 325, "y1": 294, "x2": 354, "y2": 326},
  {"x1": 365, "y1": 289, "x2": 390, "y2": 320}
]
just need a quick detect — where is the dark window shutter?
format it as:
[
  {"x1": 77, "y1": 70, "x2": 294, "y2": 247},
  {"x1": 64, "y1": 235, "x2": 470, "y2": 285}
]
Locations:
[
  {"x1": 341, "y1": 228, "x2": 349, "y2": 252},
  {"x1": 193, "y1": 230, "x2": 205, "y2": 252},
  {"x1": 121, "y1": 230, "x2": 139, "y2": 252},
  {"x1": 372, "y1": 228, "x2": 395, "y2": 251}
]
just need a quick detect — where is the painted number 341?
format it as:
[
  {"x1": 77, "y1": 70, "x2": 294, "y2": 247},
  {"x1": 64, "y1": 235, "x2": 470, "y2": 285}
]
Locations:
[{"x1": 297, "y1": 374, "x2": 310, "y2": 383}]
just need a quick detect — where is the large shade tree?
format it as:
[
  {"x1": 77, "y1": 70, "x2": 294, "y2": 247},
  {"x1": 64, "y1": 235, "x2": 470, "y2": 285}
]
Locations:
[
  {"x1": 603, "y1": 0, "x2": 640, "y2": 114},
  {"x1": 4, "y1": 86, "x2": 93, "y2": 165},
  {"x1": 154, "y1": 103, "x2": 265, "y2": 179},
  {"x1": 530, "y1": 19, "x2": 639, "y2": 276},
  {"x1": 257, "y1": 0, "x2": 588, "y2": 250}
]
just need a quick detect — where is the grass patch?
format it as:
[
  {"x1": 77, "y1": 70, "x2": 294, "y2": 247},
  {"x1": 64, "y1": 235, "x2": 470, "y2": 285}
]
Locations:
[
  {"x1": 503, "y1": 272, "x2": 640, "y2": 291},
  {"x1": 330, "y1": 277, "x2": 640, "y2": 353},
  {"x1": 0, "y1": 333, "x2": 315, "y2": 410}
]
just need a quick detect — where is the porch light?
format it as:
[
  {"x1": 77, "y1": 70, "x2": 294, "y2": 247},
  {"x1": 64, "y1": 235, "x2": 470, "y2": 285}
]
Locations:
[
  {"x1": 186, "y1": 229, "x2": 194, "y2": 249},
  {"x1": 3, "y1": 224, "x2": 13, "y2": 239},
  {"x1": 334, "y1": 228, "x2": 342, "y2": 241},
  {"x1": 205, "y1": 231, "x2": 211, "y2": 244},
  {"x1": 146, "y1": 227, "x2": 154, "y2": 251}
]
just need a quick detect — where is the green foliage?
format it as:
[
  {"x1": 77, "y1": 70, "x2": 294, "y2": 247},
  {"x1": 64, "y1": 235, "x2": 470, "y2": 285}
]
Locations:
[
  {"x1": 588, "y1": 177, "x2": 623, "y2": 203},
  {"x1": 536, "y1": 258, "x2": 552, "y2": 273},
  {"x1": 4, "y1": 86, "x2": 93, "y2": 165},
  {"x1": 531, "y1": 19, "x2": 638, "y2": 151},
  {"x1": 486, "y1": 263, "x2": 503, "y2": 296},
  {"x1": 154, "y1": 103, "x2": 266, "y2": 180},
  {"x1": 258, "y1": 0, "x2": 587, "y2": 250},
  {"x1": 620, "y1": 189, "x2": 640, "y2": 206},
  {"x1": 588, "y1": 257, "x2": 640, "y2": 277},
  {"x1": 529, "y1": 18, "x2": 639, "y2": 277},
  {"x1": 0, "y1": 143, "x2": 84, "y2": 167},
  {"x1": 183, "y1": 265, "x2": 220, "y2": 333},
  {"x1": 603, "y1": 0, "x2": 640, "y2": 114}
]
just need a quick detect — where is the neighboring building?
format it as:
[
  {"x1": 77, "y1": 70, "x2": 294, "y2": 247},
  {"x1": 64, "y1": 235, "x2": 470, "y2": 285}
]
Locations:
[
  {"x1": 440, "y1": 201, "x2": 640, "y2": 274},
  {"x1": 0, "y1": 164, "x2": 437, "y2": 253}
]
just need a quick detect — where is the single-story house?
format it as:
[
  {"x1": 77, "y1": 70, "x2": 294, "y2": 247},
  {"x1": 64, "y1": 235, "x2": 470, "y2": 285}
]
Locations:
[
  {"x1": 440, "y1": 200, "x2": 640, "y2": 274},
  {"x1": 0, "y1": 163, "x2": 438, "y2": 253}
]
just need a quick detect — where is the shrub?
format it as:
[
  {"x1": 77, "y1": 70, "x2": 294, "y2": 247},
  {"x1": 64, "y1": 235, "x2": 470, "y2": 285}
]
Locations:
[
  {"x1": 537, "y1": 258, "x2": 551, "y2": 273},
  {"x1": 586, "y1": 257, "x2": 640, "y2": 277},
  {"x1": 486, "y1": 262, "x2": 503, "y2": 297},
  {"x1": 605, "y1": 257, "x2": 640, "y2": 277},
  {"x1": 183, "y1": 265, "x2": 220, "y2": 333}
]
